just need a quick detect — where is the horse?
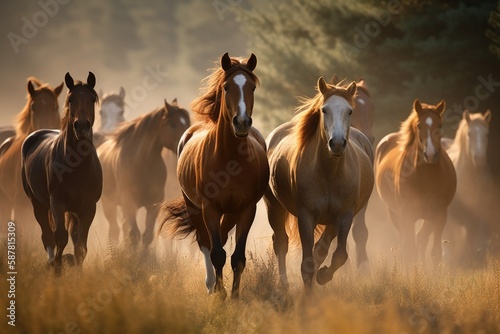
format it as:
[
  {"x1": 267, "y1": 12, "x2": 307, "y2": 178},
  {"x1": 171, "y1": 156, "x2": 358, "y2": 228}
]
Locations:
[
  {"x1": 330, "y1": 75, "x2": 375, "y2": 268},
  {"x1": 0, "y1": 126, "x2": 15, "y2": 147},
  {"x1": 97, "y1": 99, "x2": 190, "y2": 248},
  {"x1": 21, "y1": 72, "x2": 102, "y2": 273},
  {"x1": 442, "y1": 110, "x2": 497, "y2": 267},
  {"x1": 375, "y1": 99, "x2": 456, "y2": 267},
  {"x1": 159, "y1": 52, "x2": 269, "y2": 298},
  {"x1": 93, "y1": 87, "x2": 126, "y2": 147},
  {"x1": 0, "y1": 77, "x2": 62, "y2": 234},
  {"x1": 264, "y1": 76, "x2": 374, "y2": 290}
]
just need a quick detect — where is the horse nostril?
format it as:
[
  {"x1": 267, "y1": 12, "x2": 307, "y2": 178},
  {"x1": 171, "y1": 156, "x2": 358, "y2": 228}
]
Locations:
[
  {"x1": 342, "y1": 139, "x2": 347, "y2": 148},
  {"x1": 247, "y1": 117, "x2": 252, "y2": 128},
  {"x1": 232, "y1": 116, "x2": 238, "y2": 127},
  {"x1": 328, "y1": 139, "x2": 334, "y2": 150}
]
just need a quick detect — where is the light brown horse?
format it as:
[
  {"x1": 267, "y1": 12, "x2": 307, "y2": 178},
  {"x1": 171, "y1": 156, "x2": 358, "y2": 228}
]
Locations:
[
  {"x1": 0, "y1": 77, "x2": 62, "y2": 232},
  {"x1": 265, "y1": 77, "x2": 374, "y2": 290},
  {"x1": 98, "y1": 99, "x2": 190, "y2": 248},
  {"x1": 159, "y1": 53, "x2": 269, "y2": 298},
  {"x1": 442, "y1": 110, "x2": 497, "y2": 267},
  {"x1": 375, "y1": 99, "x2": 456, "y2": 266}
]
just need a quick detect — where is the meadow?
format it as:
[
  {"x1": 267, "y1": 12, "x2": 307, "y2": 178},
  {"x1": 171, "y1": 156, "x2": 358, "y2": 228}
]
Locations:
[{"x1": 1, "y1": 219, "x2": 499, "y2": 334}]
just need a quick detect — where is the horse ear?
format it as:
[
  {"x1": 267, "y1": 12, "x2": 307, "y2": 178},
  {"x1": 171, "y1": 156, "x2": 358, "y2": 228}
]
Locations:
[
  {"x1": 463, "y1": 110, "x2": 471, "y2": 123},
  {"x1": 346, "y1": 81, "x2": 357, "y2": 97},
  {"x1": 54, "y1": 82, "x2": 64, "y2": 96},
  {"x1": 87, "y1": 72, "x2": 96, "y2": 89},
  {"x1": 119, "y1": 86, "x2": 125, "y2": 99},
  {"x1": 317, "y1": 76, "x2": 328, "y2": 95},
  {"x1": 27, "y1": 80, "x2": 37, "y2": 97},
  {"x1": 413, "y1": 99, "x2": 422, "y2": 113},
  {"x1": 436, "y1": 99, "x2": 446, "y2": 115},
  {"x1": 246, "y1": 53, "x2": 257, "y2": 71},
  {"x1": 164, "y1": 98, "x2": 171, "y2": 113},
  {"x1": 171, "y1": 98, "x2": 178, "y2": 107},
  {"x1": 221, "y1": 52, "x2": 232, "y2": 71},
  {"x1": 65, "y1": 72, "x2": 74, "y2": 90},
  {"x1": 484, "y1": 109, "x2": 492, "y2": 124}
]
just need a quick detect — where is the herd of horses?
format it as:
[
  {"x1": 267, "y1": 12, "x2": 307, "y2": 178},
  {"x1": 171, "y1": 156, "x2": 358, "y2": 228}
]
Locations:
[{"x1": 0, "y1": 53, "x2": 497, "y2": 297}]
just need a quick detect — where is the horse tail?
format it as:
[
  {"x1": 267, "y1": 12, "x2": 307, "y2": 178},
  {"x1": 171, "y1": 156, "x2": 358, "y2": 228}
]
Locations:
[{"x1": 157, "y1": 198, "x2": 197, "y2": 241}]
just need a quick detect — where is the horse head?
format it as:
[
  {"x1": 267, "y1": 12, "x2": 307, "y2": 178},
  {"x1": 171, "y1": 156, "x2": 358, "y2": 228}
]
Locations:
[
  {"x1": 27, "y1": 78, "x2": 63, "y2": 131},
  {"x1": 464, "y1": 110, "x2": 491, "y2": 167},
  {"x1": 98, "y1": 87, "x2": 125, "y2": 133},
  {"x1": 159, "y1": 98, "x2": 190, "y2": 152},
  {"x1": 317, "y1": 76, "x2": 357, "y2": 156},
  {"x1": 220, "y1": 52, "x2": 258, "y2": 138},
  {"x1": 64, "y1": 72, "x2": 98, "y2": 141},
  {"x1": 414, "y1": 99, "x2": 445, "y2": 164}
]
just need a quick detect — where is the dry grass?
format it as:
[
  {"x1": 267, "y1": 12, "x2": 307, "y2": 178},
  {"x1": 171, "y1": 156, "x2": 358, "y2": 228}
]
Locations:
[{"x1": 1, "y1": 236, "x2": 500, "y2": 334}]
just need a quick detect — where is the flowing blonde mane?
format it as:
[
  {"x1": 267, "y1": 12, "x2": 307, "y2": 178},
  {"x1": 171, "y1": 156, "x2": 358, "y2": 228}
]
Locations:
[{"x1": 190, "y1": 58, "x2": 259, "y2": 124}]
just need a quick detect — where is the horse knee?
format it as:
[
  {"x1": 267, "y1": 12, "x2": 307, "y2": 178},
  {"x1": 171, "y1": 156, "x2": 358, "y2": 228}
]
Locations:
[
  {"x1": 210, "y1": 247, "x2": 226, "y2": 271},
  {"x1": 231, "y1": 251, "x2": 246, "y2": 274}
]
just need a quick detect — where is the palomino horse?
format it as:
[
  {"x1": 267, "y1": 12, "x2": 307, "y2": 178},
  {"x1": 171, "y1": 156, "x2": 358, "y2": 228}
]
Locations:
[
  {"x1": 98, "y1": 99, "x2": 190, "y2": 248},
  {"x1": 159, "y1": 53, "x2": 269, "y2": 298},
  {"x1": 0, "y1": 77, "x2": 62, "y2": 233},
  {"x1": 21, "y1": 72, "x2": 102, "y2": 273},
  {"x1": 443, "y1": 110, "x2": 497, "y2": 267},
  {"x1": 265, "y1": 77, "x2": 374, "y2": 290},
  {"x1": 375, "y1": 99, "x2": 456, "y2": 266},
  {"x1": 93, "y1": 87, "x2": 126, "y2": 147},
  {"x1": 330, "y1": 75, "x2": 375, "y2": 268}
]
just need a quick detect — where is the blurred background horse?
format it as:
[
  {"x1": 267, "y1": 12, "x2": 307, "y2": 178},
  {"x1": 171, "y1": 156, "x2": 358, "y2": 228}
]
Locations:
[
  {"x1": 94, "y1": 87, "x2": 126, "y2": 147},
  {"x1": 0, "y1": 77, "x2": 62, "y2": 235},
  {"x1": 98, "y1": 99, "x2": 190, "y2": 249}
]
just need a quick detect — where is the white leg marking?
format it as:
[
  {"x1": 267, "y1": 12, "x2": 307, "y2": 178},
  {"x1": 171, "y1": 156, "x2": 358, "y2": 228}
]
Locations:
[
  {"x1": 201, "y1": 246, "x2": 216, "y2": 294},
  {"x1": 233, "y1": 74, "x2": 247, "y2": 119},
  {"x1": 46, "y1": 246, "x2": 54, "y2": 261}
]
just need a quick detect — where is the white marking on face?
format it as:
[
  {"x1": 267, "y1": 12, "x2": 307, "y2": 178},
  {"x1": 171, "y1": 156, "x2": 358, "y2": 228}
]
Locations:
[
  {"x1": 323, "y1": 95, "x2": 352, "y2": 141},
  {"x1": 201, "y1": 246, "x2": 216, "y2": 293},
  {"x1": 179, "y1": 117, "x2": 187, "y2": 126},
  {"x1": 233, "y1": 74, "x2": 247, "y2": 118},
  {"x1": 425, "y1": 117, "x2": 436, "y2": 156}
]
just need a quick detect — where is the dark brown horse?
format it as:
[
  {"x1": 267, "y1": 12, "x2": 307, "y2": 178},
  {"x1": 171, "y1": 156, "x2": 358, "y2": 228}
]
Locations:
[
  {"x1": 0, "y1": 77, "x2": 62, "y2": 233},
  {"x1": 159, "y1": 53, "x2": 269, "y2": 298},
  {"x1": 98, "y1": 99, "x2": 190, "y2": 248},
  {"x1": 265, "y1": 77, "x2": 374, "y2": 290},
  {"x1": 375, "y1": 99, "x2": 456, "y2": 266},
  {"x1": 21, "y1": 72, "x2": 102, "y2": 273}
]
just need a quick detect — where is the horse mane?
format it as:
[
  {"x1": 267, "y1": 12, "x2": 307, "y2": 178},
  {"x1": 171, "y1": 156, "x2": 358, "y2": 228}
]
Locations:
[
  {"x1": 113, "y1": 107, "x2": 163, "y2": 146},
  {"x1": 16, "y1": 77, "x2": 54, "y2": 137},
  {"x1": 191, "y1": 57, "x2": 259, "y2": 124}
]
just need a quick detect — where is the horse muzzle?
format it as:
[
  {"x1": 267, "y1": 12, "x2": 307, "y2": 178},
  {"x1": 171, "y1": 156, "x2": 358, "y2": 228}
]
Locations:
[
  {"x1": 423, "y1": 151, "x2": 439, "y2": 164},
  {"x1": 232, "y1": 116, "x2": 252, "y2": 138},
  {"x1": 74, "y1": 120, "x2": 92, "y2": 140},
  {"x1": 328, "y1": 137, "x2": 347, "y2": 156}
]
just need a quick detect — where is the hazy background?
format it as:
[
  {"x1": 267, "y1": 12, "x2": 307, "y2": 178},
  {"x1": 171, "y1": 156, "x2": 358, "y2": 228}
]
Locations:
[{"x1": 1, "y1": 0, "x2": 499, "y2": 262}]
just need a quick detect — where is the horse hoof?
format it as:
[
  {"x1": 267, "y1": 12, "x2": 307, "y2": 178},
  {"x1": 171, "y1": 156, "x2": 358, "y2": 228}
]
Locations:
[
  {"x1": 62, "y1": 254, "x2": 76, "y2": 267},
  {"x1": 316, "y1": 266, "x2": 333, "y2": 285}
]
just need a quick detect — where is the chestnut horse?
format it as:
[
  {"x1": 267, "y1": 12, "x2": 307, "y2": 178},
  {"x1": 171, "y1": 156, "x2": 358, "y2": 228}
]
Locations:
[
  {"x1": 159, "y1": 53, "x2": 269, "y2": 298},
  {"x1": 0, "y1": 77, "x2": 62, "y2": 233},
  {"x1": 21, "y1": 72, "x2": 102, "y2": 273},
  {"x1": 265, "y1": 77, "x2": 374, "y2": 290},
  {"x1": 443, "y1": 110, "x2": 497, "y2": 267},
  {"x1": 98, "y1": 99, "x2": 190, "y2": 248},
  {"x1": 375, "y1": 99, "x2": 456, "y2": 266},
  {"x1": 93, "y1": 87, "x2": 126, "y2": 147}
]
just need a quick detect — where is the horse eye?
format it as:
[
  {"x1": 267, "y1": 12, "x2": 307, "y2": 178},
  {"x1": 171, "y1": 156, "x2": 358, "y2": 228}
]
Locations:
[
  {"x1": 252, "y1": 86, "x2": 256, "y2": 92},
  {"x1": 321, "y1": 108, "x2": 326, "y2": 113},
  {"x1": 223, "y1": 84, "x2": 228, "y2": 92},
  {"x1": 349, "y1": 109, "x2": 353, "y2": 115}
]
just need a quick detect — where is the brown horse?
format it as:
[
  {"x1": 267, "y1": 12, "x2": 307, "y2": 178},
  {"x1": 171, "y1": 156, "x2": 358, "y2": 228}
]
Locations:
[
  {"x1": 98, "y1": 99, "x2": 190, "y2": 248},
  {"x1": 93, "y1": 87, "x2": 126, "y2": 147},
  {"x1": 0, "y1": 77, "x2": 62, "y2": 233},
  {"x1": 21, "y1": 72, "x2": 102, "y2": 273},
  {"x1": 375, "y1": 99, "x2": 456, "y2": 266},
  {"x1": 159, "y1": 53, "x2": 269, "y2": 298},
  {"x1": 265, "y1": 77, "x2": 374, "y2": 290}
]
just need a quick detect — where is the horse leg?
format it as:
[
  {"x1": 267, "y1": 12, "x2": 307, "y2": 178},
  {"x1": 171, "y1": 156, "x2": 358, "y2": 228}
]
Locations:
[
  {"x1": 122, "y1": 206, "x2": 140, "y2": 248},
  {"x1": 231, "y1": 204, "x2": 257, "y2": 299},
  {"x1": 74, "y1": 205, "x2": 96, "y2": 266},
  {"x1": 416, "y1": 219, "x2": 433, "y2": 265},
  {"x1": 352, "y1": 202, "x2": 369, "y2": 268},
  {"x1": 317, "y1": 214, "x2": 353, "y2": 285},
  {"x1": 430, "y1": 212, "x2": 447, "y2": 267},
  {"x1": 264, "y1": 189, "x2": 289, "y2": 289},
  {"x1": 32, "y1": 200, "x2": 55, "y2": 264},
  {"x1": 202, "y1": 205, "x2": 226, "y2": 297},
  {"x1": 183, "y1": 195, "x2": 215, "y2": 294},
  {"x1": 390, "y1": 209, "x2": 417, "y2": 267},
  {"x1": 297, "y1": 210, "x2": 316, "y2": 291},
  {"x1": 142, "y1": 204, "x2": 157, "y2": 248},
  {"x1": 50, "y1": 200, "x2": 68, "y2": 275},
  {"x1": 101, "y1": 198, "x2": 120, "y2": 245},
  {"x1": 313, "y1": 224, "x2": 336, "y2": 270}
]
